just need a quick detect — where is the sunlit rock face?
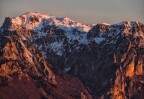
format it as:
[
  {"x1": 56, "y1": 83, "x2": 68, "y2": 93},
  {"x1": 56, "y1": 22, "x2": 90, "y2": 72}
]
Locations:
[
  {"x1": 0, "y1": 13, "x2": 92, "y2": 99},
  {"x1": 1, "y1": 12, "x2": 144, "y2": 99}
]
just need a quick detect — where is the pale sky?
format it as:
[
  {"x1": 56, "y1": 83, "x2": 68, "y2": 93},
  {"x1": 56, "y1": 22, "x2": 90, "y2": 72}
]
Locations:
[{"x1": 0, "y1": 0, "x2": 143, "y2": 25}]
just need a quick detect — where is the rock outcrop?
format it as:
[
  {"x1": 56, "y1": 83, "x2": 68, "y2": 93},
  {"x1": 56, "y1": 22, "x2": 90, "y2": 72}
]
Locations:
[{"x1": 0, "y1": 28, "x2": 91, "y2": 99}]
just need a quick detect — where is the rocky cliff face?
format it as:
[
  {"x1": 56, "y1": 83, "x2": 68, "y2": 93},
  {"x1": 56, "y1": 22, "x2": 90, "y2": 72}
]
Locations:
[
  {"x1": 0, "y1": 26, "x2": 91, "y2": 99},
  {"x1": 0, "y1": 12, "x2": 144, "y2": 99},
  {"x1": 87, "y1": 22, "x2": 144, "y2": 98}
]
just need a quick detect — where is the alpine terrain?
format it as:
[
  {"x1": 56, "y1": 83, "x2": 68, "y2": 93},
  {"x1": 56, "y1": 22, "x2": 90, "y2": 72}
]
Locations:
[{"x1": 0, "y1": 12, "x2": 144, "y2": 99}]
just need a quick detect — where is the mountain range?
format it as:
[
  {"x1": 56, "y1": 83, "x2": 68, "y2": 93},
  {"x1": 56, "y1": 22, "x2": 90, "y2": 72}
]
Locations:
[{"x1": 0, "y1": 12, "x2": 144, "y2": 99}]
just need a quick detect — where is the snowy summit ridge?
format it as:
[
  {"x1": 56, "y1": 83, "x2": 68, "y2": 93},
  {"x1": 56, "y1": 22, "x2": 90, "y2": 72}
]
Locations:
[
  {"x1": 5, "y1": 12, "x2": 91, "y2": 32},
  {"x1": 2, "y1": 12, "x2": 143, "y2": 57}
]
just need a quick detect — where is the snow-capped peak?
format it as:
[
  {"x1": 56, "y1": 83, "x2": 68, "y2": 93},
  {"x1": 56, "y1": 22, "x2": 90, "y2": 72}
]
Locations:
[{"x1": 4, "y1": 12, "x2": 91, "y2": 32}]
